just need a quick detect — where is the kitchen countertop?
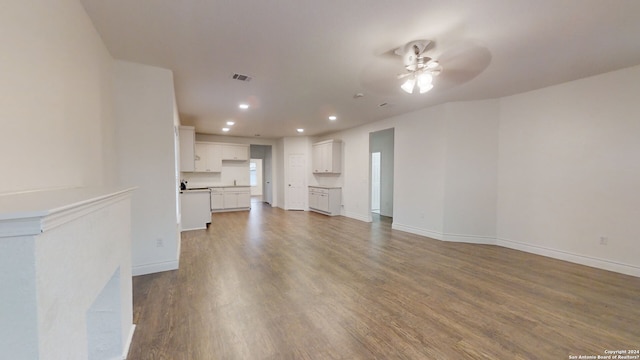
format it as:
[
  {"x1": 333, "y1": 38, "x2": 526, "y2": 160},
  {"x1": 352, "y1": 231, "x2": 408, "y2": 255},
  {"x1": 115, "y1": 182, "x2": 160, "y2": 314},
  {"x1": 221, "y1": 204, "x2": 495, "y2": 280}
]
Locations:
[
  {"x1": 180, "y1": 188, "x2": 211, "y2": 193},
  {"x1": 183, "y1": 185, "x2": 250, "y2": 192},
  {"x1": 308, "y1": 185, "x2": 342, "y2": 189}
]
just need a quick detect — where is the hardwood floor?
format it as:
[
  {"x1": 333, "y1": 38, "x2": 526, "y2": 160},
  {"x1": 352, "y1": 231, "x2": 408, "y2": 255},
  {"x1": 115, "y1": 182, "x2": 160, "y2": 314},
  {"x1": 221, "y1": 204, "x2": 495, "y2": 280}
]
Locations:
[{"x1": 127, "y1": 204, "x2": 640, "y2": 359}]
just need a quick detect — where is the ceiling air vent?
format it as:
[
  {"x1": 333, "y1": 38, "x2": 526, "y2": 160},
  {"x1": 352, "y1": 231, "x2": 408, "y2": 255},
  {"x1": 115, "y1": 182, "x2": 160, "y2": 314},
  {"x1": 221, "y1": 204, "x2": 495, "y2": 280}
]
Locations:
[{"x1": 232, "y1": 73, "x2": 252, "y2": 82}]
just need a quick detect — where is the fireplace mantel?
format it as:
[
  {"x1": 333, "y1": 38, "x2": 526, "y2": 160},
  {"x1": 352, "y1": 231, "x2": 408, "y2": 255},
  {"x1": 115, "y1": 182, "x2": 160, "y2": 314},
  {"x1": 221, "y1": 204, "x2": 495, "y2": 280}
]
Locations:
[{"x1": 0, "y1": 187, "x2": 136, "y2": 360}]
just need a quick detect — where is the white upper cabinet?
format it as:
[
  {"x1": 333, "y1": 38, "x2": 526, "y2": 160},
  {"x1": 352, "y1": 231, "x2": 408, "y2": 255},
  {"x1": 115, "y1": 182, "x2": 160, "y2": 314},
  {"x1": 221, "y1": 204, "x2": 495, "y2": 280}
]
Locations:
[
  {"x1": 221, "y1": 144, "x2": 249, "y2": 161},
  {"x1": 194, "y1": 142, "x2": 222, "y2": 172},
  {"x1": 178, "y1": 126, "x2": 195, "y2": 172},
  {"x1": 190, "y1": 141, "x2": 248, "y2": 172},
  {"x1": 312, "y1": 139, "x2": 342, "y2": 174}
]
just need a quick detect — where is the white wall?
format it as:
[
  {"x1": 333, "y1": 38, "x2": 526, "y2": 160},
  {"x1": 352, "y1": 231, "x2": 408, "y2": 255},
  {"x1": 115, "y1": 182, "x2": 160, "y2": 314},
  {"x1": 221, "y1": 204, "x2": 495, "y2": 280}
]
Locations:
[
  {"x1": 317, "y1": 107, "x2": 449, "y2": 226},
  {"x1": 0, "y1": 0, "x2": 116, "y2": 195},
  {"x1": 442, "y1": 101, "x2": 499, "y2": 243},
  {"x1": 113, "y1": 61, "x2": 180, "y2": 276},
  {"x1": 497, "y1": 65, "x2": 640, "y2": 276},
  {"x1": 392, "y1": 106, "x2": 448, "y2": 236},
  {"x1": 0, "y1": 2, "x2": 140, "y2": 358},
  {"x1": 318, "y1": 65, "x2": 640, "y2": 276}
]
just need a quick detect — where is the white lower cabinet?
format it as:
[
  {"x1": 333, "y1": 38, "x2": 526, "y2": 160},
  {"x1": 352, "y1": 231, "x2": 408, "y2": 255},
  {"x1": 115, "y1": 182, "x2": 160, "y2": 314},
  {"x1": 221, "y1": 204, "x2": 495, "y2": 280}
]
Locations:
[
  {"x1": 210, "y1": 186, "x2": 250, "y2": 212},
  {"x1": 210, "y1": 189, "x2": 224, "y2": 210},
  {"x1": 308, "y1": 186, "x2": 341, "y2": 216},
  {"x1": 180, "y1": 190, "x2": 212, "y2": 231}
]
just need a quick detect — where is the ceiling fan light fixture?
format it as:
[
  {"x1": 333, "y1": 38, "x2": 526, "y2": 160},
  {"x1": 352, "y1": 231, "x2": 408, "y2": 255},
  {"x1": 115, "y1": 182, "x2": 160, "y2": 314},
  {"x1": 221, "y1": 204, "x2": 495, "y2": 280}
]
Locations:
[
  {"x1": 426, "y1": 60, "x2": 439, "y2": 69},
  {"x1": 401, "y1": 78, "x2": 416, "y2": 93},
  {"x1": 417, "y1": 72, "x2": 433, "y2": 86},
  {"x1": 418, "y1": 83, "x2": 434, "y2": 94},
  {"x1": 397, "y1": 39, "x2": 442, "y2": 95}
]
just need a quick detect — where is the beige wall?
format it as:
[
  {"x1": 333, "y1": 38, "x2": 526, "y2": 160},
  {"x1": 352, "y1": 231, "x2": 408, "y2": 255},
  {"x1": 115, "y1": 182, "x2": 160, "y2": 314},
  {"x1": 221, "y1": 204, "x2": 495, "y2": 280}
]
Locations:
[
  {"x1": 0, "y1": 0, "x2": 116, "y2": 194},
  {"x1": 497, "y1": 65, "x2": 640, "y2": 275}
]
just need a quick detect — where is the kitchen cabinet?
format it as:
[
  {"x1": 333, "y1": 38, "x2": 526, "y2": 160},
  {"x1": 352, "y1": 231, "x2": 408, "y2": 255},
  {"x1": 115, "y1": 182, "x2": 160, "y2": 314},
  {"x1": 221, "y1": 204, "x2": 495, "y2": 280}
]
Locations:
[
  {"x1": 179, "y1": 126, "x2": 195, "y2": 172},
  {"x1": 210, "y1": 186, "x2": 250, "y2": 212},
  {"x1": 221, "y1": 144, "x2": 249, "y2": 161},
  {"x1": 194, "y1": 142, "x2": 222, "y2": 172},
  {"x1": 312, "y1": 139, "x2": 342, "y2": 174},
  {"x1": 210, "y1": 188, "x2": 224, "y2": 210},
  {"x1": 308, "y1": 186, "x2": 341, "y2": 216},
  {"x1": 180, "y1": 189, "x2": 211, "y2": 231}
]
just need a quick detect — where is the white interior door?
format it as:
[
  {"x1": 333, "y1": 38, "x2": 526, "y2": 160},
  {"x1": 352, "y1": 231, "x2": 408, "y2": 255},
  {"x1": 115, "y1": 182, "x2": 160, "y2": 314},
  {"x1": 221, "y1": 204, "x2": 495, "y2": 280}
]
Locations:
[{"x1": 287, "y1": 154, "x2": 306, "y2": 210}]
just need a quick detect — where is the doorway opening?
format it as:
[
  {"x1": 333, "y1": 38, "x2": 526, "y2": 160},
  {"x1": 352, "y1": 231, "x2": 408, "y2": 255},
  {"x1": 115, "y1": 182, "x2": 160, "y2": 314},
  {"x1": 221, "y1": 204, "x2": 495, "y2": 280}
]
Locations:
[
  {"x1": 369, "y1": 128, "x2": 394, "y2": 223},
  {"x1": 249, "y1": 145, "x2": 273, "y2": 205},
  {"x1": 371, "y1": 152, "x2": 381, "y2": 214},
  {"x1": 250, "y1": 159, "x2": 263, "y2": 204}
]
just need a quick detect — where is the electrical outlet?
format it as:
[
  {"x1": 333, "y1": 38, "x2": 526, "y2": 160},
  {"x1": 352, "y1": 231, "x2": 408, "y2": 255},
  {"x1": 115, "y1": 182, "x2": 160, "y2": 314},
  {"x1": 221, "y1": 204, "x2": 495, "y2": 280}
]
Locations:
[
  {"x1": 599, "y1": 236, "x2": 608, "y2": 245},
  {"x1": 156, "y1": 238, "x2": 164, "y2": 247}
]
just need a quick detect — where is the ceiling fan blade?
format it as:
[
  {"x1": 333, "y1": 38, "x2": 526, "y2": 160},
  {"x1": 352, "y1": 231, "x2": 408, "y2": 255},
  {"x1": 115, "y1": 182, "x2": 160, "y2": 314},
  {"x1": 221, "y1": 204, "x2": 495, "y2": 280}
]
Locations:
[{"x1": 433, "y1": 41, "x2": 492, "y2": 90}]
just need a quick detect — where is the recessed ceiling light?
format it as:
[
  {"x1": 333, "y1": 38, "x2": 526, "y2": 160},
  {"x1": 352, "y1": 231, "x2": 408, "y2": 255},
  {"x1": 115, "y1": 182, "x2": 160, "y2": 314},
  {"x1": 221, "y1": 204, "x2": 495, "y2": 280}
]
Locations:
[
  {"x1": 297, "y1": 128, "x2": 304, "y2": 133},
  {"x1": 222, "y1": 128, "x2": 230, "y2": 132},
  {"x1": 328, "y1": 115, "x2": 337, "y2": 121},
  {"x1": 238, "y1": 103, "x2": 249, "y2": 110},
  {"x1": 226, "y1": 121, "x2": 235, "y2": 126}
]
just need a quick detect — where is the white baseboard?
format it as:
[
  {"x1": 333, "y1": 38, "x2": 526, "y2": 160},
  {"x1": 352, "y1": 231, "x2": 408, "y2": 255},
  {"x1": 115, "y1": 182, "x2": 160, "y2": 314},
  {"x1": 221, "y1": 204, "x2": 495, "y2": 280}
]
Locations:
[
  {"x1": 391, "y1": 223, "x2": 443, "y2": 240},
  {"x1": 497, "y1": 237, "x2": 640, "y2": 278},
  {"x1": 132, "y1": 260, "x2": 179, "y2": 276},
  {"x1": 443, "y1": 233, "x2": 497, "y2": 245},
  {"x1": 122, "y1": 324, "x2": 136, "y2": 359},
  {"x1": 304, "y1": 209, "x2": 370, "y2": 223},
  {"x1": 391, "y1": 224, "x2": 638, "y2": 277},
  {"x1": 343, "y1": 211, "x2": 371, "y2": 223},
  {"x1": 393, "y1": 224, "x2": 496, "y2": 245}
]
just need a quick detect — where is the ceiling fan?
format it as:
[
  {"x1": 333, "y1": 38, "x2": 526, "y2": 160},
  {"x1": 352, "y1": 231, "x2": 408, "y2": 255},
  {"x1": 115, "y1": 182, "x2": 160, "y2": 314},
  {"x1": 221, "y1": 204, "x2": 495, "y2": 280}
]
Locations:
[{"x1": 395, "y1": 40, "x2": 442, "y2": 94}]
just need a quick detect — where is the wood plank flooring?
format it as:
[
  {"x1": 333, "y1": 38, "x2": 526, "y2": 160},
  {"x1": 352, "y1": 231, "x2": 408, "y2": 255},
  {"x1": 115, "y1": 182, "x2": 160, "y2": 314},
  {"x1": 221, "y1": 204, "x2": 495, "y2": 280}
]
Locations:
[{"x1": 127, "y1": 204, "x2": 640, "y2": 359}]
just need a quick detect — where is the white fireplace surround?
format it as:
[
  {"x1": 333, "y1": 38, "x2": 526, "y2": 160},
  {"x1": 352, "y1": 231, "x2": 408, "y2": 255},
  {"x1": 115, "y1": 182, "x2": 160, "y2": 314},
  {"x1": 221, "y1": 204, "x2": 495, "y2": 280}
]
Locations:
[{"x1": 0, "y1": 187, "x2": 136, "y2": 360}]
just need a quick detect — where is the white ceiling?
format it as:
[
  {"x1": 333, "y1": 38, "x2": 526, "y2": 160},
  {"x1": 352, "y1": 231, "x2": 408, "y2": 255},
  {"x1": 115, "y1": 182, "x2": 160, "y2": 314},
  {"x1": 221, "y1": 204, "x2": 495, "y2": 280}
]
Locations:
[{"x1": 80, "y1": 0, "x2": 640, "y2": 139}]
